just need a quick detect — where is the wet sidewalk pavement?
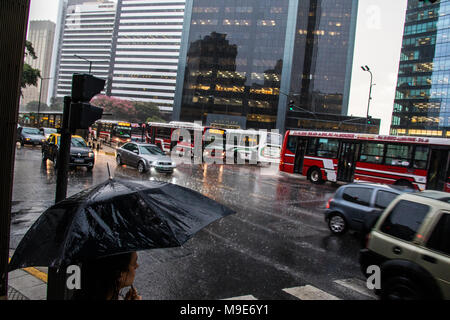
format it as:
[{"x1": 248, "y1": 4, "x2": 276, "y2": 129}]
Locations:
[{"x1": 7, "y1": 251, "x2": 47, "y2": 300}]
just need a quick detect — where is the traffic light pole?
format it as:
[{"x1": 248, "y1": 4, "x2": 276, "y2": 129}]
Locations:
[{"x1": 47, "y1": 96, "x2": 72, "y2": 300}]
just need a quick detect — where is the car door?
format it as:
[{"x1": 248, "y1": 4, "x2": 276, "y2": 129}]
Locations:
[
  {"x1": 341, "y1": 186, "x2": 374, "y2": 230},
  {"x1": 415, "y1": 211, "x2": 450, "y2": 299},
  {"x1": 128, "y1": 143, "x2": 140, "y2": 167},
  {"x1": 119, "y1": 143, "x2": 132, "y2": 165},
  {"x1": 368, "y1": 190, "x2": 400, "y2": 229}
]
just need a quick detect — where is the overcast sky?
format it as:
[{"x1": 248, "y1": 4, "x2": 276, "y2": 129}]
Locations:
[{"x1": 28, "y1": 0, "x2": 408, "y2": 135}]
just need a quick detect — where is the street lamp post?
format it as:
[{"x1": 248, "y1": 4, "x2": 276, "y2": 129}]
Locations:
[
  {"x1": 74, "y1": 54, "x2": 92, "y2": 74},
  {"x1": 361, "y1": 65, "x2": 373, "y2": 133},
  {"x1": 37, "y1": 77, "x2": 52, "y2": 127}
]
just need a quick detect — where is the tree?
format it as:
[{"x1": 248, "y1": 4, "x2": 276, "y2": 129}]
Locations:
[
  {"x1": 21, "y1": 41, "x2": 41, "y2": 95},
  {"x1": 25, "y1": 100, "x2": 48, "y2": 112},
  {"x1": 49, "y1": 96, "x2": 64, "y2": 111},
  {"x1": 90, "y1": 95, "x2": 136, "y2": 121},
  {"x1": 90, "y1": 95, "x2": 166, "y2": 123},
  {"x1": 133, "y1": 101, "x2": 165, "y2": 123}
]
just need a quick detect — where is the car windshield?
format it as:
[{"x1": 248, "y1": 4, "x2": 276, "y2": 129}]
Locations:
[
  {"x1": 22, "y1": 128, "x2": 40, "y2": 135},
  {"x1": 56, "y1": 137, "x2": 87, "y2": 147},
  {"x1": 140, "y1": 145, "x2": 165, "y2": 156},
  {"x1": 44, "y1": 128, "x2": 57, "y2": 134}
]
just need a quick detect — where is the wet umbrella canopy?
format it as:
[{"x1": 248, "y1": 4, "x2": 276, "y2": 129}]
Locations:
[{"x1": 9, "y1": 178, "x2": 234, "y2": 271}]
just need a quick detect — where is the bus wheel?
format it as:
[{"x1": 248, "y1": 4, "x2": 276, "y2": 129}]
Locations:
[{"x1": 308, "y1": 167, "x2": 324, "y2": 184}]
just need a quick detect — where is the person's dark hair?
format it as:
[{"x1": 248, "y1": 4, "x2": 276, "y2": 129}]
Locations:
[{"x1": 73, "y1": 252, "x2": 133, "y2": 300}]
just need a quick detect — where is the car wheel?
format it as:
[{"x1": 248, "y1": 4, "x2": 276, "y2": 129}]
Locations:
[
  {"x1": 87, "y1": 166, "x2": 93, "y2": 172},
  {"x1": 116, "y1": 155, "x2": 122, "y2": 165},
  {"x1": 328, "y1": 213, "x2": 347, "y2": 235},
  {"x1": 381, "y1": 276, "x2": 425, "y2": 300},
  {"x1": 137, "y1": 161, "x2": 147, "y2": 173},
  {"x1": 20, "y1": 139, "x2": 24, "y2": 147},
  {"x1": 308, "y1": 167, "x2": 324, "y2": 184}
]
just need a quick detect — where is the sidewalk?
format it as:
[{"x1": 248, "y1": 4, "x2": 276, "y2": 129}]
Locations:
[
  {"x1": 8, "y1": 268, "x2": 47, "y2": 300},
  {"x1": 7, "y1": 250, "x2": 48, "y2": 300}
]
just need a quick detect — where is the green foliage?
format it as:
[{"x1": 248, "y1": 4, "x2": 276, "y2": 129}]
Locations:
[
  {"x1": 25, "y1": 100, "x2": 48, "y2": 112},
  {"x1": 49, "y1": 96, "x2": 64, "y2": 111},
  {"x1": 91, "y1": 95, "x2": 165, "y2": 123},
  {"x1": 21, "y1": 41, "x2": 41, "y2": 95}
]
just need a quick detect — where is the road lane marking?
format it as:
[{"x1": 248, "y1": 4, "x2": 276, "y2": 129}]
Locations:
[
  {"x1": 283, "y1": 285, "x2": 341, "y2": 300},
  {"x1": 334, "y1": 278, "x2": 377, "y2": 299},
  {"x1": 222, "y1": 295, "x2": 258, "y2": 300}
]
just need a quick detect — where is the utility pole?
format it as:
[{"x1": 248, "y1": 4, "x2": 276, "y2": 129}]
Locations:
[
  {"x1": 361, "y1": 65, "x2": 373, "y2": 133},
  {"x1": 0, "y1": 0, "x2": 30, "y2": 300},
  {"x1": 47, "y1": 74, "x2": 104, "y2": 300},
  {"x1": 37, "y1": 77, "x2": 52, "y2": 127}
]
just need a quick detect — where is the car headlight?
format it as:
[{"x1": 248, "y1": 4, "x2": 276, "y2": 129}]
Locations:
[
  {"x1": 88, "y1": 152, "x2": 94, "y2": 158},
  {"x1": 25, "y1": 138, "x2": 30, "y2": 141}
]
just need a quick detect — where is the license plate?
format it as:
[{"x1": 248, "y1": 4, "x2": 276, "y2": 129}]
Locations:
[{"x1": 74, "y1": 159, "x2": 84, "y2": 163}]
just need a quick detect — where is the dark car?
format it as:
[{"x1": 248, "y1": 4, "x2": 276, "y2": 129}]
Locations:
[
  {"x1": 42, "y1": 133, "x2": 95, "y2": 171},
  {"x1": 324, "y1": 183, "x2": 413, "y2": 236},
  {"x1": 17, "y1": 126, "x2": 46, "y2": 146}
]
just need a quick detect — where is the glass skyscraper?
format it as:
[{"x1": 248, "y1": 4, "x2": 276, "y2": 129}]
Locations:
[
  {"x1": 391, "y1": 0, "x2": 450, "y2": 137},
  {"x1": 173, "y1": 0, "x2": 358, "y2": 131}
]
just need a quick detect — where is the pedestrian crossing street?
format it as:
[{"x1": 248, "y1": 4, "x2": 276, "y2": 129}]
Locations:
[{"x1": 222, "y1": 277, "x2": 378, "y2": 300}]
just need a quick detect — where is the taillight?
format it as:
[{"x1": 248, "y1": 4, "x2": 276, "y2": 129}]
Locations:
[{"x1": 326, "y1": 198, "x2": 333, "y2": 209}]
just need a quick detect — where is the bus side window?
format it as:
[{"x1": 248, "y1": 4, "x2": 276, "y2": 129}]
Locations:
[
  {"x1": 413, "y1": 145, "x2": 429, "y2": 169},
  {"x1": 286, "y1": 136, "x2": 297, "y2": 153},
  {"x1": 306, "y1": 138, "x2": 317, "y2": 156},
  {"x1": 385, "y1": 144, "x2": 412, "y2": 167}
]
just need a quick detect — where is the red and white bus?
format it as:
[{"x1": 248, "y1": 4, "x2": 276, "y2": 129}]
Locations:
[
  {"x1": 90, "y1": 120, "x2": 132, "y2": 145},
  {"x1": 279, "y1": 130, "x2": 450, "y2": 192},
  {"x1": 145, "y1": 121, "x2": 208, "y2": 154},
  {"x1": 131, "y1": 123, "x2": 145, "y2": 142}
]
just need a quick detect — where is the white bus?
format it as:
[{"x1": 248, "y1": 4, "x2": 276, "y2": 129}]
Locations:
[{"x1": 220, "y1": 129, "x2": 282, "y2": 164}]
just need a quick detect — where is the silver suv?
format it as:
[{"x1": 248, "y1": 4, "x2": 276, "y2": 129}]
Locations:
[{"x1": 360, "y1": 191, "x2": 450, "y2": 300}]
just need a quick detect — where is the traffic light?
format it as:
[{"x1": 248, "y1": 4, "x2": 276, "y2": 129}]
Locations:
[
  {"x1": 289, "y1": 100, "x2": 295, "y2": 111},
  {"x1": 367, "y1": 116, "x2": 373, "y2": 125},
  {"x1": 69, "y1": 73, "x2": 105, "y2": 133}
]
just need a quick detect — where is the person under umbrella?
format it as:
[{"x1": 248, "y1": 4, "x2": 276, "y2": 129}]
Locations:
[
  {"x1": 73, "y1": 252, "x2": 141, "y2": 300},
  {"x1": 9, "y1": 178, "x2": 235, "y2": 300}
]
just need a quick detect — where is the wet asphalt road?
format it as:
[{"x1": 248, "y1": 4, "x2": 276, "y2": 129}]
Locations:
[{"x1": 10, "y1": 144, "x2": 373, "y2": 300}]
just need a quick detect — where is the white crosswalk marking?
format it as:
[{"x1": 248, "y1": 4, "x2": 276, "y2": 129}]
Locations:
[
  {"x1": 283, "y1": 285, "x2": 341, "y2": 300},
  {"x1": 222, "y1": 295, "x2": 258, "y2": 300},
  {"x1": 334, "y1": 278, "x2": 378, "y2": 299}
]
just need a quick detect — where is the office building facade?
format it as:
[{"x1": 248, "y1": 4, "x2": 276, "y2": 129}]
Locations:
[
  {"x1": 109, "y1": 0, "x2": 186, "y2": 113},
  {"x1": 391, "y1": 0, "x2": 450, "y2": 137},
  {"x1": 51, "y1": 0, "x2": 117, "y2": 97},
  {"x1": 173, "y1": 0, "x2": 358, "y2": 131},
  {"x1": 21, "y1": 20, "x2": 55, "y2": 107}
]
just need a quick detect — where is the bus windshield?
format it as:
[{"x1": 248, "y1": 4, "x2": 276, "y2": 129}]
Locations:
[{"x1": 114, "y1": 126, "x2": 131, "y2": 138}]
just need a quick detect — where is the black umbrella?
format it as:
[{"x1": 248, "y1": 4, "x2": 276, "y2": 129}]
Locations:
[{"x1": 9, "y1": 178, "x2": 234, "y2": 271}]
